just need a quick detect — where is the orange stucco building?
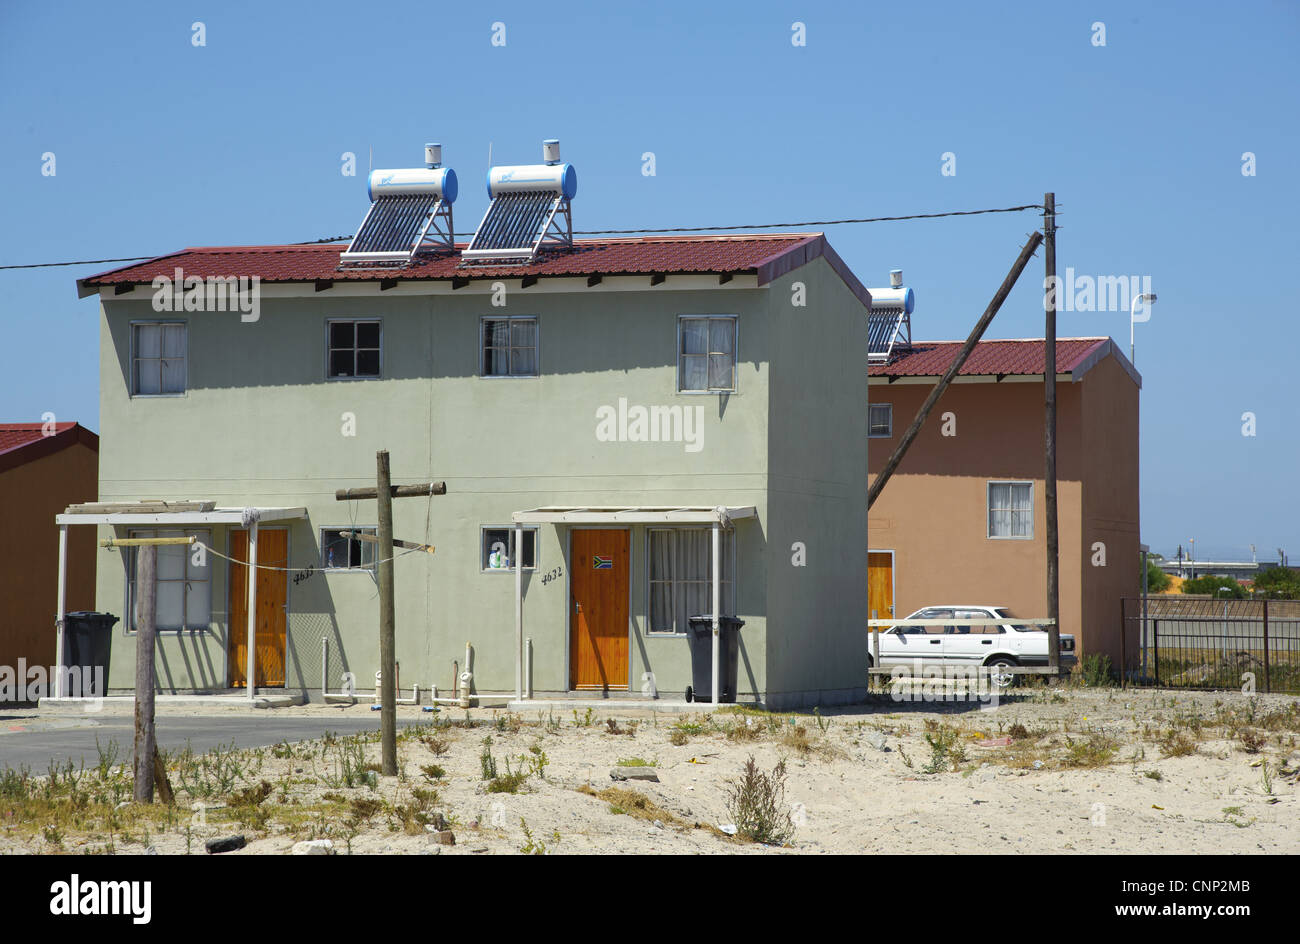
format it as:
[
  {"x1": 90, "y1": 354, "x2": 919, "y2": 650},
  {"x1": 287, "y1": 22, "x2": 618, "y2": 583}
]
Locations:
[
  {"x1": 0, "y1": 423, "x2": 99, "y2": 681},
  {"x1": 867, "y1": 337, "x2": 1140, "y2": 666}
]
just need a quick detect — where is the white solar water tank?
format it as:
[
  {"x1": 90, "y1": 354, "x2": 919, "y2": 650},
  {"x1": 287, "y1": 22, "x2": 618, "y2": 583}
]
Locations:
[
  {"x1": 367, "y1": 166, "x2": 458, "y2": 203},
  {"x1": 486, "y1": 162, "x2": 577, "y2": 200}
]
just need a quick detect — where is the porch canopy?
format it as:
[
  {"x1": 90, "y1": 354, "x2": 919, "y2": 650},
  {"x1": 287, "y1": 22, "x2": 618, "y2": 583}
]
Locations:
[
  {"x1": 52, "y1": 502, "x2": 307, "y2": 700},
  {"x1": 508, "y1": 505, "x2": 757, "y2": 700}
]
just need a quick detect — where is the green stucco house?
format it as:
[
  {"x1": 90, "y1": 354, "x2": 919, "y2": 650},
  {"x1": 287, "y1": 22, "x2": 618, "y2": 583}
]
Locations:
[{"x1": 68, "y1": 224, "x2": 872, "y2": 710}]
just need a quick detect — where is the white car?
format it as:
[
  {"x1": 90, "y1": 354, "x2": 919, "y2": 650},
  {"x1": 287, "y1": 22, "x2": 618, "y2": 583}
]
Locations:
[{"x1": 868, "y1": 605, "x2": 1076, "y2": 677}]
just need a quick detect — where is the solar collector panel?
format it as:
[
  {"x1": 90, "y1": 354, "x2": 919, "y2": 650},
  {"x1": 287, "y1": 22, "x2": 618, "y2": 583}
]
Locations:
[
  {"x1": 344, "y1": 193, "x2": 441, "y2": 257},
  {"x1": 461, "y1": 190, "x2": 563, "y2": 262}
]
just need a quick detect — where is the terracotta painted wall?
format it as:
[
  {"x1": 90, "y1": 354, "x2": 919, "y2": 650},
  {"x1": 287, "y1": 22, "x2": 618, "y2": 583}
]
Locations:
[
  {"x1": 0, "y1": 440, "x2": 99, "y2": 672},
  {"x1": 1079, "y1": 355, "x2": 1141, "y2": 667}
]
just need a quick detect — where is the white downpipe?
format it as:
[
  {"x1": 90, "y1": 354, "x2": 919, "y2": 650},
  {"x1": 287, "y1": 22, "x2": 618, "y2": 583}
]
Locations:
[
  {"x1": 459, "y1": 642, "x2": 472, "y2": 707},
  {"x1": 514, "y1": 523, "x2": 523, "y2": 701},
  {"x1": 525, "y1": 637, "x2": 533, "y2": 699},
  {"x1": 373, "y1": 666, "x2": 419, "y2": 706},
  {"x1": 55, "y1": 524, "x2": 68, "y2": 699},
  {"x1": 711, "y1": 522, "x2": 721, "y2": 704},
  {"x1": 247, "y1": 521, "x2": 258, "y2": 702}
]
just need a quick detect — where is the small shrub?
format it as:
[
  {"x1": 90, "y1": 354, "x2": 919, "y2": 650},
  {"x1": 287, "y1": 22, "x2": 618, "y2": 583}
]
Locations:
[
  {"x1": 1159, "y1": 730, "x2": 1197, "y2": 758},
  {"x1": 724, "y1": 757, "x2": 794, "y2": 846},
  {"x1": 1080, "y1": 654, "x2": 1116, "y2": 687}
]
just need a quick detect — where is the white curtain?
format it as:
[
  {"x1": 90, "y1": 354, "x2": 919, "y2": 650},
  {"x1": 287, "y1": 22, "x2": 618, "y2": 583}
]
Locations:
[{"x1": 649, "y1": 529, "x2": 734, "y2": 633}]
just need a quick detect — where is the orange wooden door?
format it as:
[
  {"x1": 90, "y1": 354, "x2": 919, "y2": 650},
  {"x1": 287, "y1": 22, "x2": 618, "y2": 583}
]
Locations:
[
  {"x1": 570, "y1": 529, "x2": 629, "y2": 691},
  {"x1": 228, "y1": 528, "x2": 288, "y2": 688},
  {"x1": 868, "y1": 551, "x2": 894, "y2": 621}
]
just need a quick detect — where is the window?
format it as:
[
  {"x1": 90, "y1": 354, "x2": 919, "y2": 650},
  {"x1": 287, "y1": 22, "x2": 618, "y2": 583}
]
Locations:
[
  {"x1": 125, "y1": 529, "x2": 211, "y2": 631},
  {"x1": 868, "y1": 403, "x2": 893, "y2": 438},
  {"x1": 902, "y1": 607, "x2": 950, "y2": 635},
  {"x1": 678, "y1": 316, "x2": 737, "y2": 392},
  {"x1": 327, "y1": 319, "x2": 382, "y2": 379},
  {"x1": 949, "y1": 608, "x2": 1004, "y2": 635},
  {"x1": 320, "y1": 527, "x2": 376, "y2": 570},
  {"x1": 647, "y1": 528, "x2": 735, "y2": 634},
  {"x1": 481, "y1": 526, "x2": 537, "y2": 571},
  {"x1": 481, "y1": 316, "x2": 538, "y2": 377},
  {"x1": 988, "y1": 481, "x2": 1034, "y2": 539},
  {"x1": 132, "y1": 322, "x2": 186, "y2": 395}
]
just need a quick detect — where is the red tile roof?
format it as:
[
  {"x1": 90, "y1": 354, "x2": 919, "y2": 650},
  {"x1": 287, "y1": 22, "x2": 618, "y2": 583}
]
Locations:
[
  {"x1": 0, "y1": 422, "x2": 98, "y2": 474},
  {"x1": 869, "y1": 337, "x2": 1122, "y2": 378},
  {"x1": 77, "y1": 234, "x2": 870, "y2": 307}
]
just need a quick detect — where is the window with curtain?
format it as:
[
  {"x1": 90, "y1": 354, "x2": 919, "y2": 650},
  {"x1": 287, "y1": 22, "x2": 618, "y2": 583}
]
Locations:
[
  {"x1": 648, "y1": 528, "x2": 735, "y2": 634},
  {"x1": 987, "y1": 481, "x2": 1034, "y2": 539},
  {"x1": 132, "y1": 322, "x2": 187, "y2": 395},
  {"x1": 481, "y1": 316, "x2": 539, "y2": 377},
  {"x1": 125, "y1": 529, "x2": 211, "y2": 631},
  {"x1": 868, "y1": 403, "x2": 893, "y2": 438},
  {"x1": 678, "y1": 316, "x2": 737, "y2": 392}
]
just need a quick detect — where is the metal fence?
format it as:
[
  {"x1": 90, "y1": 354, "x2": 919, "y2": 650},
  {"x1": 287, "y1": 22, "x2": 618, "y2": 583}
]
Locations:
[{"x1": 1120, "y1": 597, "x2": 1300, "y2": 693}]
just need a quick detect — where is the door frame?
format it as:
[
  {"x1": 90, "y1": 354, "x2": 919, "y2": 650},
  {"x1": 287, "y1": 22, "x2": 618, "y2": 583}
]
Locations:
[
  {"x1": 867, "y1": 547, "x2": 896, "y2": 621},
  {"x1": 564, "y1": 526, "x2": 633, "y2": 693},
  {"x1": 226, "y1": 525, "x2": 291, "y2": 689}
]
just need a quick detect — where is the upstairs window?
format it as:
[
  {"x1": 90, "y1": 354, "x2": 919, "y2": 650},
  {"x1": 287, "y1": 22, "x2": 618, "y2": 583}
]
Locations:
[
  {"x1": 132, "y1": 322, "x2": 187, "y2": 395},
  {"x1": 327, "y1": 319, "x2": 382, "y2": 379},
  {"x1": 868, "y1": 403, "x2": 893, "y2": 438},
  {"x1": 678, "y1": 316, "x2": 737, "y2": 392},
  {"x1": 481, "y1": 316, "x2": 539, "y2": 377}
]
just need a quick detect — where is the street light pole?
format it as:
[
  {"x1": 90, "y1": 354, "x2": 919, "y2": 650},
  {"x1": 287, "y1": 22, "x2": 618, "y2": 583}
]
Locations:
[{"x1": 1130, "y1": 292, "x2": 1157, "y2": 365}]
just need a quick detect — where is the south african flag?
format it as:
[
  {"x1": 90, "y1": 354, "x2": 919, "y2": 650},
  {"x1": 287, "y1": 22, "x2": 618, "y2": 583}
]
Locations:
[{"x1": 593, "y1": 556, "x2": 613, "y2": 569}]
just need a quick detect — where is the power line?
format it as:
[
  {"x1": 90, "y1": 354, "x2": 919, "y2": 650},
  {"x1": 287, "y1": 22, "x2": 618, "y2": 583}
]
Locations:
[
  {"x1": 0, "y1": 255, "x2": 156, "y2": 271},
  {"x1": 1, "y1": 204, "x2": 1046, "y2": 272}
]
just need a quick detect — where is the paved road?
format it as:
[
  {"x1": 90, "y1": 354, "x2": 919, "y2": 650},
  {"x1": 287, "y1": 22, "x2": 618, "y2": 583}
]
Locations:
[{"x1": 0, "y1": 711, "x2": 423, "y2": 771}]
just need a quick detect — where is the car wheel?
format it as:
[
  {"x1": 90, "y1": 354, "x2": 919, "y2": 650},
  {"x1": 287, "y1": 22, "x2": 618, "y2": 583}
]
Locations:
[
  {"x1": 685, "y1": 686, "x2": 693, "y2": 703},
  {"x1": 986, "y1": 657, "x2": 1018, "y2": 689}
]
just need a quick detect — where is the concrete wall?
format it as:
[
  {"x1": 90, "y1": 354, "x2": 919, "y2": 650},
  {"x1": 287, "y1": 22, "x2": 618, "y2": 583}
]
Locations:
[
  {"x1": 764, "y1": 259, "x2": 869, "y2": 708},
  {"x1": 1079, "y1": 355, "x2": 1141, "y2": 666},
  {"x1": 0, "y1": 436, "x2": 98, "y2": 677},
  {"x1": 92, "y1": 273, "x2": 867, "y2": 703}
]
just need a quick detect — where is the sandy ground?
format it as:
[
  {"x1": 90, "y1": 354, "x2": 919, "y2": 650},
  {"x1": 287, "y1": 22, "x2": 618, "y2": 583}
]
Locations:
[{"x1": 3, "y1": 687, "x2": 1298, "y2": 855}]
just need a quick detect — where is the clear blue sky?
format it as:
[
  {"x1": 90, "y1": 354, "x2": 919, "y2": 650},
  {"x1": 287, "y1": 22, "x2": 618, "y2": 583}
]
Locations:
[{"x1": 1, "y1": 0, "x2": 1296, "y2": 561}]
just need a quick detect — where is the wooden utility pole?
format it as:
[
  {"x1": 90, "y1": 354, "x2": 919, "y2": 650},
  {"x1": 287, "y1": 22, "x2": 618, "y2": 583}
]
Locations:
[
  {"x1": 334, "y1": 456, "x2": 445, "y2": 777},
  {"x1": 868, "y1": 231, "x2": 1044, "y2": 508},
  {"x1": 103, "y1": 534, "x2": 195, "y2": 803},
  {"x1": 376, "y1": 452, "x2": 397, "y2": 775},
  {"x1": 133, "y1": 544, "x2": 157, "y2": 803},
  {"x1": 1044, "y1": 193, "x2": 1061, "y2": 671}
]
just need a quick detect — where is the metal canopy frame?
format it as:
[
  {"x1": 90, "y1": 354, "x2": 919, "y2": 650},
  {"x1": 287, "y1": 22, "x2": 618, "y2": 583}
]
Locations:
[
  {"x1": 340, "y1": 194, "x2": 455, "y2": 268},
  {"x1": 511, "y1": 505, "x2": 757, "y2": 525},
  {"x1": 52, "y1": 505, "x2": 308, "y2": 703},
  {"x1": 868, "y1": 305, "x2": 912, "y2": 365},
  {"x1": 460, "y1": 191, "x2": 573, "y2": 265}
]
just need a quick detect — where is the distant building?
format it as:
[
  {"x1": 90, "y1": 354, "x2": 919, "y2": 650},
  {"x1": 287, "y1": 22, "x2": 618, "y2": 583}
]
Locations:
[
  {"x1": 868, "y1": 337, "x2": 1141, "y2": 667},
  {"x1": 0, "y1": 423, "x2": 98, "y2": 681}
]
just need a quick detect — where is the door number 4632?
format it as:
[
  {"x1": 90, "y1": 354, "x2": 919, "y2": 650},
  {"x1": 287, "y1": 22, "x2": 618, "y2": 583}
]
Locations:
[{"x1": 540, "y1": 565, "x2": 563, "y2": 586}]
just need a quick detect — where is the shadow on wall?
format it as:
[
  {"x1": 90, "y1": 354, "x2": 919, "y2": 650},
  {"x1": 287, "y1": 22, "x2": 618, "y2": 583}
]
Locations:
[{"x1": 103, "y1": 292, "x2": 770, "y2": 394}]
